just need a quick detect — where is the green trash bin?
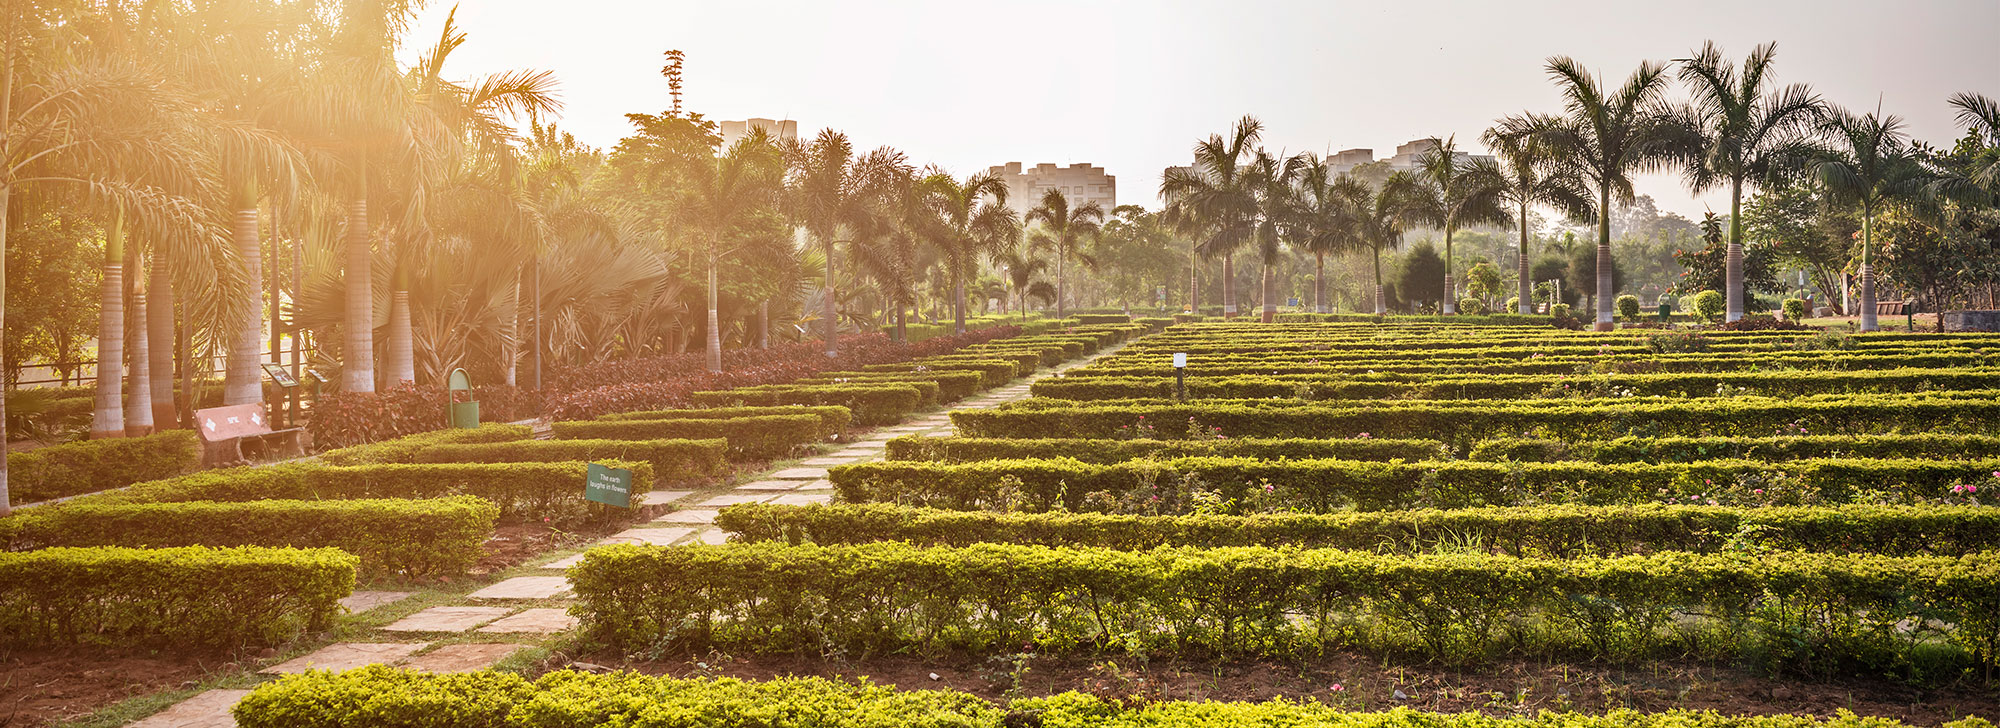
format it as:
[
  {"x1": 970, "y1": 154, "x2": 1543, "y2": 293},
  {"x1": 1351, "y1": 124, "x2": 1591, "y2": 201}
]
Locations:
[
  {"x1": 447, "y1": 368, "x2": 480, "y2": 429},
  {"x1": 1657, "y1": 303, "x2": 1673, "y2": 323}
]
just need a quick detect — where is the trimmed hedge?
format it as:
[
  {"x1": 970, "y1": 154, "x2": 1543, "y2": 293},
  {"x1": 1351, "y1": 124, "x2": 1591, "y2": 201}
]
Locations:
[
  {"x1": 1030, "y1": 367, "x2": 2000, "y2": 401},
  {"x1": 689, "y1": 384, "x2": 926, "y2": 426},
  {"x1": 7, "y1": 430, "x2": 201, "y2": 503},
  {"x1": 716, "y1": 502, "x2": 2000, "y2": 557},
  {"x1": 81, "y1": 460, "x2": 656, "y2": 525},
  {"x1": 799, "y1": 370, "x2": 985, "y2": 403},
  {"x1": 229, "y1": 669, "x2": 1999, "y2": 728},
  {"x1": 415, "y1": 437, "x2": 728, "y2": 477},
  {"x1": 0, "y1": 546, "x2": 355, "y2": 649},
  {"x1": 570, "y1": 541, "x2": 2000, "y2": 672},
  {"x1": 828, "y1": 456, "x2": 2000, "y2": 512},
  {"x1": 885, "y1": 436, "x2": 1451, "y2": 464},
  {"x1": 318, "y1": 425, "x2": 534, "y2": 466},
  {"x1": 596, "y1": 405, "x2": 851, "y2": 436},
  {"x1": 552, "y1": 416, "x2": 822, "y2": 460},
  {"x1": 1470, "y1": 433, "x2": 2000, "y2": 464},
  {"x1": 0, "y1": 496, "x2": 496, "y2": 578}
]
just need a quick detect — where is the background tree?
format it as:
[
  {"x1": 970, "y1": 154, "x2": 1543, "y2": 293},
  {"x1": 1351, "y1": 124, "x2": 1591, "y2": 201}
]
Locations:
[
  {"x1": 1813, "y1": 106, "x2": 1934, "y2": 331},
  {"x1": 1406, "y1": 136, "x2": 1507, "y2": 313},
  {"x1": 919, "y1": 169, "x2": 1016, "y2": 333},
  {"x1": 1161, "y1": 116, "x2": 1261, "y2": 320},
  {"x1": 1246, "y1": 148, "x2": 1305, "y2": 321},
  {"x1": 1289, "y1": 159, "x2": 1360, "y2": 314},
  {"x1": 1479, "y1": 126, "x2": 1595, "y2": 313},
  {"x1": 1397, "y1": 241, "x2": 1447, "y2": 311},
  {"x1": 1332, "y1": 171, "x2": 1423, "y2": 314},
  {"x1": 1674, "y1": 211, "x2": 1779, "y2": 303},
  {"x1": 784, "y1": 129, "x2": 908, "y2": 357},
  {"x1": 1023, "y1": 188, "x2": 1102, "y2": 321}
]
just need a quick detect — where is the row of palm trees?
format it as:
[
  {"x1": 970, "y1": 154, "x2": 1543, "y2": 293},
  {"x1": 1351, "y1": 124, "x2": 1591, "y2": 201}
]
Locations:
[{"x1": 1163, "y1": 42, "x2": 1998, "y2": 330}]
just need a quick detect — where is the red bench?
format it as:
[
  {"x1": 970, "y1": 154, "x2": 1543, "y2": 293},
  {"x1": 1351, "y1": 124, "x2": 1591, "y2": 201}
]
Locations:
[{"x1": 195, "y1": 403, "x2": 305, "y2": 466}]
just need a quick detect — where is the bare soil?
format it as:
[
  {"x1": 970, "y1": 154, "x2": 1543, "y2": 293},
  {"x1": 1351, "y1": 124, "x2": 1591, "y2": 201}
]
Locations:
[
  {"x1": 557, "y1": 650, "x2": 1997, "y2": 725},
  {"x1": 0, "y1": 648, "x2": 233, "y2": 727}
]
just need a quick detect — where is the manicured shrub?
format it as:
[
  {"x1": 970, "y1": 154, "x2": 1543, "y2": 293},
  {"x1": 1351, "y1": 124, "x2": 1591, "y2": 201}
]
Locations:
[
  {"x1": 1616, "y1": 294, "x2": 1642, "y2": 321},
  {"x1": 552, "y1": 416, "x2": 821, "y2": 460},
  {"x1": 1029, "y1": 367, "x2": 2000, "y2": 402},
  {"x1": 319, "y1": 425, "x2": 535, "y2": 465},
  {"x1": 0, "y1": 497, "x2": 496, "y2": 578},
  {"x1": 717, "y1": 502, "x2": 2000, "y2": 557},
  {"x1": 411, "y1": 438, "x2": 726, "y2": 480},
  {"x1": 570, "y1": 541, "x2": 2000, "y2": 673},
  {"x1": 1691, "y1": 290, "x2": 1724, "y2": 321},
  {"x1": 0, "y1": 546, "x2": 355, "y2": 649},
  {"x1": 689, "y1": 384, "x2": 925, "y2": 426},
  {"x1": 597, "y1": 405, "x2": 852, "y2": 436},
  {"x1": 799, "y1": 370, "x2": 984, "y2": 402},
  {"x1": 1458, "y1": 297, "x2": 1487, "y2": 315},
  {"x1": 6, "y1": 430, "x2": 201, "y2": 503},
  {"x1": 1468, "y1": 433, "x2": 2000, "y2": 464},
  {"x1": 885, "y1": 436, "x2": 1450, "y2": 464},
  {"x1": 1784, "y1": 298, "x2": 1809, "y2": 321}
]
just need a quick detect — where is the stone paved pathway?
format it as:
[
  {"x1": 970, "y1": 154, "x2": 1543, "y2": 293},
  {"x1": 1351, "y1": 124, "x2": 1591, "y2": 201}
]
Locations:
[{"x1": 129, "y1": 344, "x2": 1115, "y2": 726}]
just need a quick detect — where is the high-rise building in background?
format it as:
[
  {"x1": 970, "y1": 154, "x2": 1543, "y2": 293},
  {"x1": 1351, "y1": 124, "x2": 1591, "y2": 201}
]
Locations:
[
  {"x1": 987, "y1": 162, "x2": 1116, "y2": 218},
  {"x1": 1161, "y1": 139, "x2": 1494, "y2": 203},
  {"x1": 718, "y1": 118, "x2": 798, "y2": 149}
]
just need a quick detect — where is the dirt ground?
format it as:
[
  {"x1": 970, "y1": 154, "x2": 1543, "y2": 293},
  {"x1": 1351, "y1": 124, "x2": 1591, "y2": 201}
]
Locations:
[
  {"x1": 558, "y1": 649, "x2": 1996, "y2": 725},
  {"x1": 0, "y1": 649, "x2": 233, "y2": 727}
]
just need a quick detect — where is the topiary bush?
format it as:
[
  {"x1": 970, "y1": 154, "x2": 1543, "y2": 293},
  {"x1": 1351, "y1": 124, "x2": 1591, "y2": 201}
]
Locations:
[
  {"x1": 1616, "y1": 294, "x2": 1642, "y2": 322},
  {"x1": 1784, "y1": 298, "x2": 1809, "y2": 321},
  {"x1": 0, "y1": 546, "x2": 355, "y2": 649},
  {"x1": 1690, "y1": 290, "x2": 1725, "y2": 322},
  {"x1": 6, "y1": 430, "x2": 201, "y2": 503}
]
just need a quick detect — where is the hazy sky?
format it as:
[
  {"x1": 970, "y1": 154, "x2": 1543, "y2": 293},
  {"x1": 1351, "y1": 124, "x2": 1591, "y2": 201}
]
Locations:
[{"x1": 402, "y1": 0, "x2": 1999, "y2": 220}]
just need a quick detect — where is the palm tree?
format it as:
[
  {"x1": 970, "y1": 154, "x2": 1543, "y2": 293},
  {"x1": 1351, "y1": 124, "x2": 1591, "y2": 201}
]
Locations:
[
  {"x1": 1287, "y1": 156, "x2": 1356, "y2": 314},
  {"x1": 1406, "y1": 136, "x2": 1509, "y2": 314},
  {"x1": 1162, "y1": 116, "x2": 1261, "y2": 320},
  {"x1": 1476, "y1": 128, "x2": 1595, "y2": 314},
  {"x1": 1503, "y1": 57, "x2": 1700, "y2": 330},
  {"x1": 997, "y1": 250, "x2": 1049, "y2": 321},
  {"x1": 1332, "y1": 171, "x2": 1425, "y2": 314},
  {"x1": 1678, "y1": 41, "x2": 1823, "y2": 322},
  {"x1": 1023, "y1": 188, "x2": 1104, "y2": 321},
  {"x1": 1246, "y1": 148, "x2": 1307, "y2": 321},
  {"x1": 1942, "y1": 92, "x2": 1999, "y2": 199},
  {"x1": 784, "y1": 129, "x2": 909, "y2": 356},
  {"x1": 918, "y1": 169, "x2": 1018, "y2": 333},
  {"x1": 1814, "y1": 106, "x2": 1934, "y2": 332}
]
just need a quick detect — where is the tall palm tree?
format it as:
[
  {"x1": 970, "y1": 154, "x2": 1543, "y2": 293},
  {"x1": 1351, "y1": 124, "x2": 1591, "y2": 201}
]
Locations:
[
  {"x1": 678, "y1": 133, "x2": 784, "y2": 369},
  {"x1": 1814, "y1": 106, "x2": 1934, "y2": 332},
  {"x1": 1503, "y1": 57, "x2": 1700, "y2": 330},
  {"x1": 1942, "y1": 92, "x2": 1999, "y2": 199},
  {"x1": 1476, "y1": 128, "x2": 1595, "y2": 314},
  {"x1": 1246, "y1": 148, "x2": 1307, "y2": 321},
  {"x1": 997, "y1": 250, "x2": 1050, "y2": 321},
  {"x1": 1289, "y1": 158, "x2": 1361, "y2": 314},
  {"x1": 1332, "y1": 171, "x2": 1425, "y2": 314},
  {"x1": 919, "y1": 169, "x2": 1018, "y2": 333},
  {"x1": 1678, "y1": 41, "x2": 1823, "y2": 322},
  {"x1": 784, "y1": 129, "x2": 908, "y2": 356},
  {"x1": 1023, "y1": 188, "x2": 1103, "y2": 321},
  {"x1": 1161, "y1": 116, "x2": 1261, "y2": 320},
  {"x1": 1406, "y1": 136, "x2": 1509, "y2": 314}
]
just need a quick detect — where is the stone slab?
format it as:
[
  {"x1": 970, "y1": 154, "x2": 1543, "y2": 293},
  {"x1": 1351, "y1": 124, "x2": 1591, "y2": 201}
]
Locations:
[
  {"x1": 652, "y1": 509, "x2": 718, "y2": 524},
  {"x1": 695, "y1": 493, "x2": 772, "y2": 508},
  {"x1": 638, "y1": 490, "x2": 696, "y2": 505},
  {"x1": 382, "y1": 606, "x2": 511, "y2": 633},
  {"x1": 696, "y1": 528, "x2": 731, "y2": 545},
  {"x1": 792, "y1": 479, "x2": 834, "y2": 492},
  {"x1": 770, "y1": 492, "x2": 833, "y2": 506},
  {"x1": 539, "y1": 553, "x2": 586, "y2": 569},
  {"x1": 734, "y1": 480, "x2": 801, "y2": 491},
  {"x1": 799, "y1": 456, "x2": 859, "y2": 466},
  {"x1": 339, "y1": 590, "x2": 414, "y2": 614},
  {"x1": 476, "y1": 608, "x2": 577, "y2": 634},
  {"x1": 262, "y1": 642, "x2": 425, "y2": 675},
  {"x1": 128, "y1": 688, "x2": 254, "y2": 728},
  {"x1": 923, "y1": 430, "x2": 954, "y2": 438},
  {"x1": 598, "y1": 527, "x2": 695, "y2": 546},
  {"x1": 768, "y1": 467, "x2": 829, "y2": 479},
  {"x1": 400, "y1": 643, "x2": 523, "y2": 673},
  {"x1": 468, "y1": 576, "x2": 572, "y2": 600}
]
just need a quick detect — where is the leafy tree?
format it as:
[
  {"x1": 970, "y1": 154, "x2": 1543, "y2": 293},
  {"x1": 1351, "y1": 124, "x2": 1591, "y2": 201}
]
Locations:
[
  {"x1": 1404, "y1": 136, "x2": 1507, "y2": 313},
  {"x1": 1023, "y1": 188, "x2": 1103, "y2": 321},
  {"x1": 1877, "y1": 206, "x2": 2000, "y2": 327},
  {"x1": 784, "y1": 130, "x2": 910, "y2": 356},
  {"x1": 1478, "y1": 128, "x2": 1594, "y2": 313},
  {"x1": 918, "y1": 170, "x2": 1017, "y2": 333},
  {"x1": 3, "y1": 209, "x2": 99, "y2": 387},
  {"x1": 1162, "y1": 116, "x2": 1261, "y2": 320},
  {"x1": 1674, "y1": 212, "x2": 1780, "y2": 302},
  {"x1": 1464, "y1": 261, "x2": 1504, "y2": 304},
  {"x1": 1567, "y1": 242, "x2": 1625, "y2": 311},
  {"x1": 1813, "y1": 107, "x2": 1936, "y2": 331},
  {"x1": 1398, "y1": 241, "x2": 1447, "y2": 309},
  {"x1": 1289, "y1": 159, "x2": 1361, "y2": 314}
]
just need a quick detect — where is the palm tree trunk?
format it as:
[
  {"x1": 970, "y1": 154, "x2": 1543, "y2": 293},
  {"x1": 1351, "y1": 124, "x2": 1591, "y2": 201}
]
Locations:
[
  {"x1": 1372, "y1": 248, "x2": 1386, "y2": 315},
  {"x1": 1188, "y1": 255, "x2": 1199, "y2": 316},
  {"x1": 344, "y1": 192, "x2": 376, "y2": 392},
  {"x1": 92, "y1": 208, "x2": 126, "y2": 439},
  {"x1": 224, "y1": 207, "x2": 262, "y2": 405},
  {"x1": 501, "y1": 272, "x2": 520, "y2": 387},
  {"x1": 822, "y1": 238, "x2": 838, "y2": 357},
  {"x1": 148, "y1": 257, "x2": 176, "y2": 426},
  {"x1": 1443, "y1": 231, "x2": 1457, "y2": 315},
  {"x1": 1859, "y1": 209, "x2": 1878, "y2": 332},
  {"x1": 0, "y1": 180, "x2": 10, "y2": 515},
  {"x1": 705, "y1": 253, "x2": 722, "y2": 372},
  {"x1": 1314, "y1": 252, "x2": 1326, "y2": 314},
  {"x1": 1222, "y1": 252, "x2": 1236, "y2": 319},
  {"x1": 386, "y1": 287, "x2": 415, "y2": 385},
  {"x1": 1595, "y1": 186, "x2": 1614, "y2": 332},
  {"x1": 1725, "y1": 182, "x2": 1744, "y2": 322},
  {"x1": 1517, "y1": 206, "x2": 1534, "y2": 315},
  {"x1": 1055, "y1": 253, "x2": 1066, "y2": 321},
  {"x1": 1260, "y1": 260, "x2": 1275, "y2": 323},
  {"x1": 894, "y1": 305, "x2": 907, "y2": 343},
  {"x1": 757, "y1": 300, "x2": 769, "y2": 349},
  {"x1": 953, "y1": 277, "x2": 967, "y2": 335},
  {"x1": 126, "y1": 287, "x2": 153, "y2": 437}
]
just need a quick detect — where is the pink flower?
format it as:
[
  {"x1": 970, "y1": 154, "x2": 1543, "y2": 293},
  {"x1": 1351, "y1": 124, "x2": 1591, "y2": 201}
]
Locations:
[
  {"x1": 1330, "y1": 683, "x2": 1345, "y2": 692},
  {"x1": 1971, "y1": 485, "x2": 1981, "y2": 494},
  {"x1": 1263, "y1": 484, "x2": 1275, "y2": 492},
  {"x1": 1752, "y1": 489, "x2": 1764, "y2": 495}
]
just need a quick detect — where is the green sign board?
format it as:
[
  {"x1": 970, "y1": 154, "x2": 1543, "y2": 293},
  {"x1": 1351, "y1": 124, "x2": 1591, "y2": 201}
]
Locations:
[{"x1": 584, "y1": 462, "x2": 633, "y2": 508}]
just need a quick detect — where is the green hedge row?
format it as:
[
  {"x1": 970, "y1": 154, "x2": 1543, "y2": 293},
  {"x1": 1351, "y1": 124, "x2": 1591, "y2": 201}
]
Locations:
[
  {"x1": 828, "y1": 456, "x2": 2000, "y2": 512},
  {"x1": 412, "y1": 438, "x2": 727, "y2": 479},
  {"x1": 1470, "y1": 433, "x2": 2000, "y2": 464},
  {"x1": 571, "y1": 542, "x2": 2000, "y2": 672},
  {"x1": 690, "y1": 384, "x2": 926, "y2": 426},
  {"x1": 80, "y1": 460, "x2": 655, "y2": 525},
  {"x1": 0, "y1": 496, "x2": 495, "y2": 578},
  {"x1": 951, "y1": 396, "x2": 2000, "y2": 442},
  {"x1": 596, "y1": 405, "x2": 851, "y2": 436},
  {"x1": 230, "y1": 669, "x2": 1998, "y2": 728},
  {"x1": 1072, "y1": 349, "x2": 1999, "y2": 378},
  {"x1": 0, "y1": 546, "x2": 354, "y2": 649},
  {"x1": 884, "y1": 435, "x2": 1450, "y2": 464},
  {"x1": 716, "y1": 502, "x2": 2000, "y2": 557},
  {"x1": 318, "y1": 425, "x2": 534, "y2": 466},
  {"x1": 7, "y1": 430, "x2": 202, "y2": 503},
  {"x1": 1030, "y1": 367, "x2": 2000, "y2": 401},
  {"x1": 558, "y1": 414, "x2": 823, "y2": 460},
  {"x1": 798, "y1": 370, "x2": 984, "y2": 403}
]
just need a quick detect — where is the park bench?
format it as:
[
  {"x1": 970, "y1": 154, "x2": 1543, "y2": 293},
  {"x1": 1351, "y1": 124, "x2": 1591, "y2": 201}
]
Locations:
[
  {"x1": 195, "y1": 403, "x2": 305, "y2": 466},
  {"x1": 1876, "y1": 300, "x2": 1912, "y2": 316}
]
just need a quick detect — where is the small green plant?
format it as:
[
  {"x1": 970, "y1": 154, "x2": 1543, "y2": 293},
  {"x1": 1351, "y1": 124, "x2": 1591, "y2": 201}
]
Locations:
[
  {"x1": 1690, "y1": 290, "x2": 1724, "y2": 322},
  {"x1": 1783, "y1": 298, "x2": 1808, "y2": 321},
  {"x1": 1616, "y1": 294, "x2": 1642, "y2": 322}
]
